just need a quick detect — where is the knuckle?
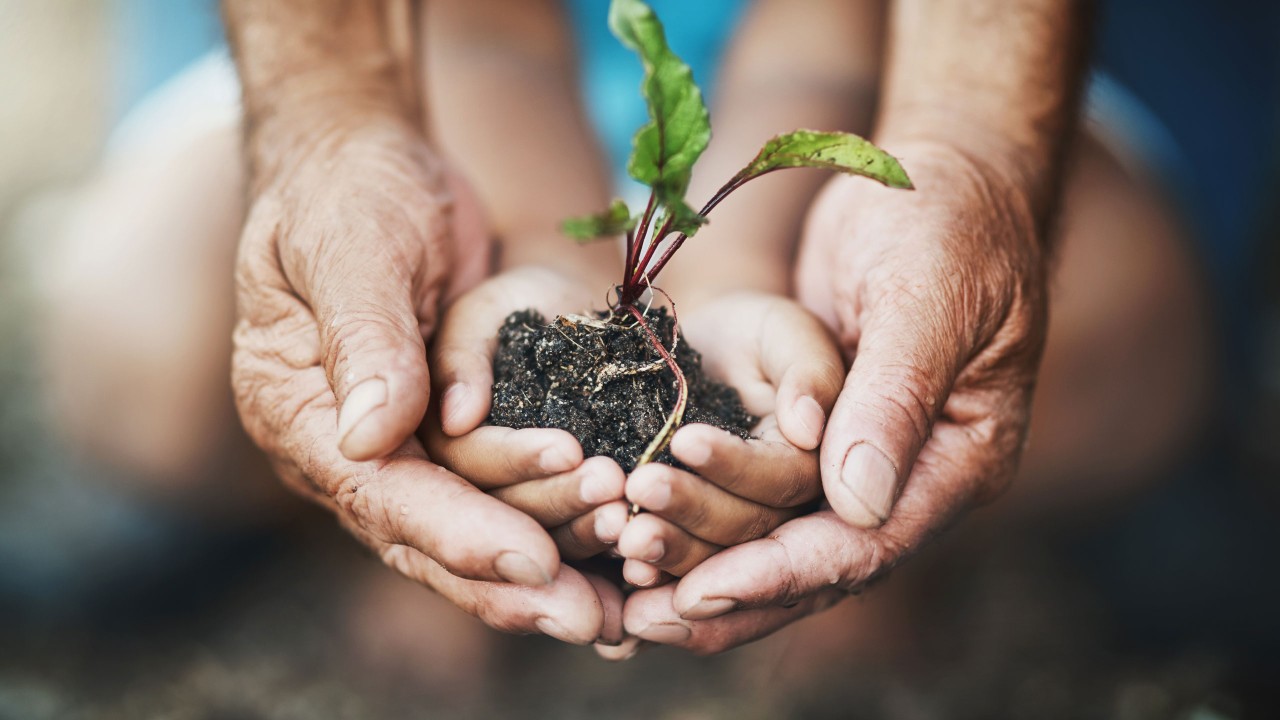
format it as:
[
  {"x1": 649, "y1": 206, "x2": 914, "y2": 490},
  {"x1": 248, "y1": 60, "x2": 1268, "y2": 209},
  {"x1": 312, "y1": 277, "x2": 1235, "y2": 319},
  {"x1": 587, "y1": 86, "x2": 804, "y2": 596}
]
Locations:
[
  {"x1": 859, "y1": 364, "x2": 939, "y2": 449},
  {"x1": 734, "y1": 508, "x2": 781, "y2": 545},
  {"x1": 324, "y1": 305, "x2": 424, "y2": 385},
  {"x1": 332, "y1": 469, "x2": 383, "y2": 536},
  {"x1": 770, "y1": 463, "x2": 816, "y2": 507}
]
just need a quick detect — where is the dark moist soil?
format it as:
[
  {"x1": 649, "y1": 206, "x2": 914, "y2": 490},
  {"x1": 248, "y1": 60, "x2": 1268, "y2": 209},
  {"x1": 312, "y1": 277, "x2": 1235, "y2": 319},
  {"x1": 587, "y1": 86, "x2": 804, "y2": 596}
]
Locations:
[{"x1": 487, "y1": 307, "x2": 755, "y2": 472}]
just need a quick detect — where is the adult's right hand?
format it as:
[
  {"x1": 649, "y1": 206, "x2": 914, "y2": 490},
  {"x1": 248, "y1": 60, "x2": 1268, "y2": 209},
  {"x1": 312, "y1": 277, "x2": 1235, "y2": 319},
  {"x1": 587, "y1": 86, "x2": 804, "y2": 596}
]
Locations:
[{"x1": 230, "y1": 118, "x2": 618, "y2": 645}]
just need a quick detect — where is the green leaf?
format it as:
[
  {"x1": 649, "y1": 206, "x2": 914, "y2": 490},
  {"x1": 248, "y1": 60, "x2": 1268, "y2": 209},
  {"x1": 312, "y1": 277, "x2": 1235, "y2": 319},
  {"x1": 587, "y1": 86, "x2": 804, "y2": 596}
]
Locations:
[
  {"x1": 609, "y1": 0, "x2": 710, "y2": 234},
  {"x1": 660, "y1": 202, "x2": 707, "y2": 236},
  {"x1": 735, "y1": 130, "x2": 914, "y2": 189},
  {"x1": 561, "y1": 199, "x2": 636, "y2": 242}
]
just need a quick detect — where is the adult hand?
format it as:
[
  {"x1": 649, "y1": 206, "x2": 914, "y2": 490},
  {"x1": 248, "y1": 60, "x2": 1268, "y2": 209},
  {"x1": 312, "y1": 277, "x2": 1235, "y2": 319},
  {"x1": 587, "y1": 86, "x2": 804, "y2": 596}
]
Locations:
[
  {"x1": 424, "y1": 264, "x2": 632, "y2": 562},
  {"x1": 614, "y1": 292, "x2": 843, "y2": 588},
  {"x1": 232, "y1": 121, "x2": 619, "y2": 644},
  {"x1": 621, "y1": 142, "x2": 1050, "y2": 653}
]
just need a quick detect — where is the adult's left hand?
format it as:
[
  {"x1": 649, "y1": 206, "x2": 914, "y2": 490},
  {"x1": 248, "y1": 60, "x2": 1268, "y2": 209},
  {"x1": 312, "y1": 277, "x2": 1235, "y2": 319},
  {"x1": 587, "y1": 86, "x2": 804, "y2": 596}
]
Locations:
[{"x1": 622, "y1": 141, "x2": 1051, "y2": 653}]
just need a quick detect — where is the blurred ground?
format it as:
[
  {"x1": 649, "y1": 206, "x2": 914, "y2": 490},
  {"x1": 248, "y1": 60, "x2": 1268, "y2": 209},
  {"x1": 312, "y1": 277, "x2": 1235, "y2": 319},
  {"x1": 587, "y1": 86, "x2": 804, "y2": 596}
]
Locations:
[{"x1": 2, "y1": 2, "x2": 1279, "y2": 719}]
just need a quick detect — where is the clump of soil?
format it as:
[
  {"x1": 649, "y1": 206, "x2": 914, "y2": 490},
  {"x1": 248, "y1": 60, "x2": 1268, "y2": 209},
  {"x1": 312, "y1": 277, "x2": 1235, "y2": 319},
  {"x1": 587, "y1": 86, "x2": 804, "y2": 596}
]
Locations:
[{"x1": 487, "y1": 308, "x2": 755, "y2": 472}]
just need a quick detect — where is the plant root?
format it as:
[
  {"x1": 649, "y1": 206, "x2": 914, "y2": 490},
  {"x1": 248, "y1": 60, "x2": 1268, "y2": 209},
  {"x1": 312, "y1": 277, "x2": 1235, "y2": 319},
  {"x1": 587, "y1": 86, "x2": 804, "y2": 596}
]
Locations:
[{"x1": 619, "y1": 300, "x2": 688, "y2": 516}]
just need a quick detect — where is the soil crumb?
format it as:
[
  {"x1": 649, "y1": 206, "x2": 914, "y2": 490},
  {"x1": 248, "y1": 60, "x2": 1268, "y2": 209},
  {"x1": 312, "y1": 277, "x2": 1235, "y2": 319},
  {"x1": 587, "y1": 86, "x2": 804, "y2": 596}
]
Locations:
[{"x1": 487, "y1": 308, "x2": 755, "y2": 472}]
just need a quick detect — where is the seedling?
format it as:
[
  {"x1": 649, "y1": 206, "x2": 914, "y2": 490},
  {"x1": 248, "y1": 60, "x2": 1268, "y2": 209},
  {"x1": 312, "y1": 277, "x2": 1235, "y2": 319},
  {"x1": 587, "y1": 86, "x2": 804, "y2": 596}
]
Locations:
[{"x1": 560, "y1": 0, "x2": 913, "y2": 470}]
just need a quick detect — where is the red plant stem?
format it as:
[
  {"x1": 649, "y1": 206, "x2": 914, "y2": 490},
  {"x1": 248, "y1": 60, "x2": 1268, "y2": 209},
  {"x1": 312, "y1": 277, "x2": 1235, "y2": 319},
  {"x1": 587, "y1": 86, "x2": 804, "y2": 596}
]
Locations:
[
  {"x1": 643, "y1": 231, "x2": 687, "y2": 284},
  {"x1": 622, "y1": 227, "x2": 636, "y2": 286},
  {"x1": 628, "y1": 214, "x2": 675, "y2": 290},
  {"x1": 628, "y1": 192, "x2": 658, "y2": 280},
  {"x1": 622, "y1": 169, "x2": 785, "y2": 299}
]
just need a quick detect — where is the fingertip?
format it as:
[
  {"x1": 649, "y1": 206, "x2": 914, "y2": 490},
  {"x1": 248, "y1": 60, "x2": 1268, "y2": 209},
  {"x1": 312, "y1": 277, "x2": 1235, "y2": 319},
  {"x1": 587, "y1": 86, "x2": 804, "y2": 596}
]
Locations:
[
  {"x1": 593, "y1": 501, "x2": 629, "y2": 544},
  {"x1": 595, "y1": 636, "x2": 643, "y2": 661},
  {"x1": 623, "y1": 558, "x2": 663, "y2": 588},
  {"x1": 616, "y1": 512, "x2": 664, "y2": 563},
  {"x1": 775, "y1": 358, "x2": 841, "y2": 451},
  {"x1": 579, "y1": 456, "x2": 625, "y2": 504},
  {"x1": 669, "y1": 424, "x2": 719, "y2": 468},
  {"x1": 494, "y1": 550, "x2": 557, "y2": 587},
  {"x1": 582, "y1": 571, "x2": 626, "y2": 646},
  {"x1": 337, "y1": 377, "x2": 396, "y2": 460},
  {"x1": 675, "y1": 595, "x2": 737, "y2": 621},
  {"x1": 535, "y1": 616, "x2": 594, "y2": 645},
  {"x1": 623, "y1": 463, "x2": 671, "y2": 511},
  {"x1": 441, "y1": 381, "x2": 489, "y2": 437},
  {"x1": 783, "y1": 394, "x2": 826, "y2": 451},
  {"x1": 826, "y1": 442, "x2": 898, "y2": 529}
]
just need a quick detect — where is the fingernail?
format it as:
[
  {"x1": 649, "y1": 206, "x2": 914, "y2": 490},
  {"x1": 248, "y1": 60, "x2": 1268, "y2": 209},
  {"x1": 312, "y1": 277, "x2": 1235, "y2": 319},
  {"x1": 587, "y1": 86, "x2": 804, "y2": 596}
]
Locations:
[
  {"x1": 643, "y1": 538, "x2": 665, "y2": 563},
  {"x1": 793, "y1": 395, "x2": 826, "y2": 447},
  {"x1": 442, "y1": 383, "x2": 469, "y2": 428},
  {"x1": 580, "y1": 468, "x2": 619, "y2": 504},
  {"x1": 635, "y1": 621, "x2": 691, "y2": 644},
  {"x1": 678, "y1": 437, "x2": 712, "y2": 467},
  {"x1": 840, "y1": 443, "x2": 899, "y2": 526},
  {"x1": 635, "y1": 476, "x2": 671, "y2": 511},
  {"x1": 535, "y1": 617, "x2": 584, "y2": 644},
  {"x1": 594, "y1": 505, "x2": 626, "y2": 543},
  {"x1": 539, "y1": 444, "x2": 577, "y2": 474},
  {"x1": 337, "y1": 378, "x2": 388, "y2": 446},
  {"x1": 596, "y1": 636, "x2": 642, "y2": 661},
  {"x1": 494, "y1": 551, "x2": 553, "y2": 586},
  {"x1": 682, "y1": 596, "x2": 736, "y2": 620}
]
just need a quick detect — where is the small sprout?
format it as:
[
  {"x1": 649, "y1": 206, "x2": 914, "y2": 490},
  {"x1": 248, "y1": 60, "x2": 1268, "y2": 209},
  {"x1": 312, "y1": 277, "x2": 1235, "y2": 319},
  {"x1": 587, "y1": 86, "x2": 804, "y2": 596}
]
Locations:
[
  {"x1": 563, "y1": 0, "x2": 916, "y2": 467},
  {"x1": 574, "y1": 0, "x2": 914, "y2": 308}
]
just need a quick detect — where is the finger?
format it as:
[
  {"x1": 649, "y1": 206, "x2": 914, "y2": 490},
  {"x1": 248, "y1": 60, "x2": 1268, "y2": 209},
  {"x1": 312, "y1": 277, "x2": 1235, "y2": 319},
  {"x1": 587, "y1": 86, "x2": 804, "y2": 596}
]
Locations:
[
  {"x1": 820, "y1": 296, "x2": 963, "y2": 528},
  {"x1": 594, "y1": 500, "x2": 630, "y2": 545},
  {"x1": 621, "y1": 559, "x2": 676, "y2": 589},
  {"x1": 581, "y1": 571, "x2": 627, "y2": 646},
  {"x1": 594, "y1": 636, "x2": 643, "y2": 662},
  {"x1": 426, "y1": 424, "x2": 583, "y2": 489},
  {"x1": 334, "y1": 452, "x2": 563, "y2": 585},
  {"x1": 670, "y1": 423, "x2": 820, "y2": 507},
  {"x1": 549, "y1": 509, "x2": 610, "y2": 561},
  {"x1": 548, "y1": 499, "x2": 629, "y2": 560},
  {"x1": 668, "y1": 512, "x2": 876, "y2": 619},
  {"x1": 382, "y1": 544, "x2": 604, "y2": 644},
  {"x1": 491, "y1": 456, "x2": 625, "y2": 527},
  {"x1": 673, "y1": 420, "x2": 1006, "y2": 618},
  {"x1": 618, "y1": 512, "x2": 721, "y2": 579},
  {"x1": 755, "y1": 303, "x2": 845, "y2": 451},
  {"x1": 301, "y1": 241, "x2": 434, "y2": 463},
  {"x1": 625, "y1": 462, "x2": 794, "y2": 546},
  {"x1": 430, "y1": 278, "x2": 512, "y2": 437},
  {"x1": 623, "y1": 583, "x2": 841, "y2": 654},
  {"x1": 621, "y1": 559, "x2": 659, "y2": 588},
  {"x1": 236, "y1": 346, "x2": 562, "y2": 586}
]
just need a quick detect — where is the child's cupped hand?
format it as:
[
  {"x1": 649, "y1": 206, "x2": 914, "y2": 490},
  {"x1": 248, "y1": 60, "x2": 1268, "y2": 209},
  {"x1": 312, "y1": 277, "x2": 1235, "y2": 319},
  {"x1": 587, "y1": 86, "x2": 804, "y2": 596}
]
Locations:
[
  {"x1": 423, "y1": 265, "x2": 632, "y2": 563},
  {"x1": 615, "y1": 292, "x2": 845, "y2": 587}
]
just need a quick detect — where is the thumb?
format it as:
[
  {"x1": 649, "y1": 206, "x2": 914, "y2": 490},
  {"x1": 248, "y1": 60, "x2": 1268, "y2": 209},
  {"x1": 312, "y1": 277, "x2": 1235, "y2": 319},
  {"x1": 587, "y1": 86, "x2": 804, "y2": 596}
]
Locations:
[
  {"x1": 310, "y1": 257, "x2": 433, "y2": 462},
  {"x1": 756, "y1": 301, "x2": 846, "y2": 451},
  {"x1": 430, "y1": 278, "x2": 513, "y2": 437},
  {"x1": 821, "y1": 301, "x2": 962, "y2": 528}
]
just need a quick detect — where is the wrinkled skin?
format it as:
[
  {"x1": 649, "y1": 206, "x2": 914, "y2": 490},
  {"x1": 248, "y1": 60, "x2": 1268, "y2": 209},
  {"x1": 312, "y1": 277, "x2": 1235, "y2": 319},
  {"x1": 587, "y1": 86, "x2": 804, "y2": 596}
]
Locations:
[
  {"x1": 622, "y1": 142, "x2": 1050, "y2": 654},
  {"x1": 231, "y1": 121, "x2": 623, "y2": 645}
]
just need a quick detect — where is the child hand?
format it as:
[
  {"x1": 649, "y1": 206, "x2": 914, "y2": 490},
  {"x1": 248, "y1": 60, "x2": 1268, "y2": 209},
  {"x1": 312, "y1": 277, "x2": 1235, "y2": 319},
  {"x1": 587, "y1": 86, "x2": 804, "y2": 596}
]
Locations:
[
  {"x1": 615, "y1": 292, "x2": 844, "y2": 586},
  {"x1": 423, "y1": 266, "x2": 631, "y2": 562}
]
